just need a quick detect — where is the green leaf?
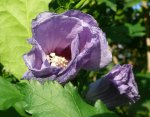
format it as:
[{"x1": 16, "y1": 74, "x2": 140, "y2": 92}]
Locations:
[
  {"x1": 96, "y1": 0, "x2": 117, "y2": 11},
  {"x1": 136, "y1": 73, "x2": 150, "y2": 79},
  {"x1": 0, "y1": 77, "x2": 23, "y2": 110},
  {"x1": 125, "y1": 23, "x2": 146, "y2": 37},
  {"x1": 124, "y1": 0, "x2": 141, "y2": 9},
  {"x1": 0, "y1": 0, "x2": 52, "y2": 79},
  {"x1": 13, "y1": 101, "x2": 31, "y2": 117},
  {"x1": 49, "y1": 0, "x2": 91, "y2": 12},
  {"x1": 142, "y1": 100, "x2": 150, "y2": 117},
  {"x1": 105, "y1": 0, "x2": 116, "y2": 12},
  {"x1": 75, "y1": 0, "x2": 91, "y2": 9},
  {"x1": 22, "y1": 81, "x2": 117, "y2": 117}
]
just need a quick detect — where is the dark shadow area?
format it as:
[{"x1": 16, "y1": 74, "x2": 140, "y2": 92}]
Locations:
[
  {"x1": 0, "y1": 107, "x2": 21, "y2": 117},
  {"x1": 90, "y1": 113, "x2": 118, "y2": 117}
]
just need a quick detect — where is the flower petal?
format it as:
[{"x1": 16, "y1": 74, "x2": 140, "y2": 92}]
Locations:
[
  {"x1": 23, "y1": 40, "x2": 61, "y2": 79},
  {"x1": 63, "y1": 10, "x2": 98, "y2": 27},
  {"x1": 86, "y1": 64, "x2": 140, "y2": 108},
  {"x1": 64, "y1": 10, "x2": 112, "y2": 69},
  {"x1": 32, "y1": 12, "x2": 83, "y2": 56},
  {"x1": 77, "y1": 27, "x2": 112, "y2": 70}
]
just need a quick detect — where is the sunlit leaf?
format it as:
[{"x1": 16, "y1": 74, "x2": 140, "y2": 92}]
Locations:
[
  {"x1": 0, "y1": 0, "x2": 52, "y2": 79},
  {"x1": 22, "y1": 81, "x2": 117, "y2": 117}
]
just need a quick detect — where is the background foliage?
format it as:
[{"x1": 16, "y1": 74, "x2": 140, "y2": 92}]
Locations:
[{"x1": 0, "y1": 0, "x2": 150, "y2": 117}]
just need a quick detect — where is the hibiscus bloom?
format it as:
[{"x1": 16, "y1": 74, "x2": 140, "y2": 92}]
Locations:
[
  {"x1": 86, "y1": 64, "x2": 140, "y2": 108},
  {"x1": 23, "y1": 10, "x2": 112, "y2": 83}
]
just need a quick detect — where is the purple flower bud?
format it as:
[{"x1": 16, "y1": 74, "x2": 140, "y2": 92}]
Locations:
[
  {"x1": 86, "y1": 64, "x2": 140, "y2": 108},
  {"x1": 23, "y1": 10, "x2": 112, "y2": 83}
]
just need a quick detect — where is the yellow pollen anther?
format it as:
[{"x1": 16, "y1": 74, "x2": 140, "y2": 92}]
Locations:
[{"x1": 46, "y1": 53, "x2": 68, "y2": 68}]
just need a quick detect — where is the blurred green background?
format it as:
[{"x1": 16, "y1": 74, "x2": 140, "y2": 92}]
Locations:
[{"x1": 0, "y1": 0, "x2": 150, "y2": 117}]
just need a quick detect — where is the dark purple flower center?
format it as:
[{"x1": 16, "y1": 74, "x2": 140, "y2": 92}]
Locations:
[{"x1": 54, "y1": 46, "x2": 71, "y2": 60}]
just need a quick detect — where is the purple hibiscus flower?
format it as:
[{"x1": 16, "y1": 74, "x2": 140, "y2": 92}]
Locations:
[
  {"x1": 23, "y1": 10, "x2": 112, "y2": 83},
  {"x1": 86, "y1": 64, "x2": 140, "y2": 108}
]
